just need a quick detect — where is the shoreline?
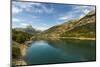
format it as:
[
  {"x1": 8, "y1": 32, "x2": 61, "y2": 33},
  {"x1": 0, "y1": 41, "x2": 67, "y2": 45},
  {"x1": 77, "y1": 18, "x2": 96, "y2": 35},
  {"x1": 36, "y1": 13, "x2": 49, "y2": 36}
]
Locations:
[
  {"x1": 39, "y1": 37, "x2": 96, "y2": 40},
  {"x1": 14, "y1": 44, "x2": 28, "y2": 66},
  {"x1": 61, "y1": 37, "x2": 96, "y2": 40},
  {"x1": 15, "y1": 40, "x2": 33, "y2": 66}
]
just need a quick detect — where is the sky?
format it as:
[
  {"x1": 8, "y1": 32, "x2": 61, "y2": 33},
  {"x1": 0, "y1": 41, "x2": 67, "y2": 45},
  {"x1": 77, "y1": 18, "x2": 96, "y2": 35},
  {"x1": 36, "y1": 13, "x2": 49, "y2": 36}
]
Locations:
[{"x1": 12, "y1": 1, "x2": 95, "y2": 31}]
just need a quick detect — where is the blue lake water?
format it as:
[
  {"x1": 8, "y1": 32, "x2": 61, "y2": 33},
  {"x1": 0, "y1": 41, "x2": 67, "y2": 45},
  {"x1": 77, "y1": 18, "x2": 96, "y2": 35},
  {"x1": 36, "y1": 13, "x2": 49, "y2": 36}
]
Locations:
[{"x1": 24, "y1": 39, "x2": 96, "y2": 65}]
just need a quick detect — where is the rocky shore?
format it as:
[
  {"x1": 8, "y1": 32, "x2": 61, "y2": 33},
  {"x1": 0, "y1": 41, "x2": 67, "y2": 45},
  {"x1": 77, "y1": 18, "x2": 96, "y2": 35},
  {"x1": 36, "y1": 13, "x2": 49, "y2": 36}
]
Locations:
[{"x1": 13, "y1": 40, "x2": 33, "y2": 66}]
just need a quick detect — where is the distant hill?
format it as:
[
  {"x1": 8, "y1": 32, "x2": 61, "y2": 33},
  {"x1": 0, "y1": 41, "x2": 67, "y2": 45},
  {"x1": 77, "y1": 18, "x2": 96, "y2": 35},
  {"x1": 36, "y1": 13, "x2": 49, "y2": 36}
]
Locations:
[
  {"x1": 13, "y1": 25, "x2": 40, "y2": 34},
  {"x1": 38, "y1": 10, "x2": 96, "y2": 39},
  {"x1": 61, "y1": 10, "x2": 96, "y2": 38}
]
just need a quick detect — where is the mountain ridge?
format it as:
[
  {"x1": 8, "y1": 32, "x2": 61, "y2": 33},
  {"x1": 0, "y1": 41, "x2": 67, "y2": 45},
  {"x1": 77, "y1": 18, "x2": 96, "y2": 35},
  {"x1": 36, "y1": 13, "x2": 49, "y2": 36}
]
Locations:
[
  {"x1": 13, "y1": 10, "x2": 96, "y2": 40},
  {"x1": 36, "y1": 10, "x2": 96, "y2": 39}
]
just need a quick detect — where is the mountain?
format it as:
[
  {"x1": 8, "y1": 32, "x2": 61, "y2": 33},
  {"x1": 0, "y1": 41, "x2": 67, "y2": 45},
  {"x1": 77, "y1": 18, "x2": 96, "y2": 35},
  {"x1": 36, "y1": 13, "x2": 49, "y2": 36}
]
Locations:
[
  {"x1": 38, "y1": 10, "x2": 96, "y2": 39},
  {"x1": 62, "y1": 10, "x2": 96, "y2": 38},
  {"x1": 13, "y1": 25, "x2": 40, "y2": 34}
]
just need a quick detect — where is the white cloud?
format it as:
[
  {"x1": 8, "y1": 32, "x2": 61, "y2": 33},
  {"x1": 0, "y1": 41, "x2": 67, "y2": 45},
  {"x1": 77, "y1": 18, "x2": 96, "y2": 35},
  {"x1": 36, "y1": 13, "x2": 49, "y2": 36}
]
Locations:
[
  {"x1": 83, "y1": 6, "x2": 95, "y2": 14},
  {"x1": 15, "y1": 2, "x2": 41, "y2": 9},
  {"x1": 12, "y1": 18, "x2": 21, "y2": 22},
  {"x1": 43, "y1": 23, "x2": 49, "y2": 26},
  {"x1": 38, "y1": 27, "x2": 48, "y2": 31},
  {"x1": 35, "y1": 26, "x2": 49, "y2": 31},
  {"x1": 12, "y1": 18, "x2": 25, "y2": 24},
  {"x1": 13, "y1": 1, "x2": 54, "y2": 14},
  {"x1": 27, "y1": 3, "x2": 54, "y2": 14},
  {"x1": 12, "y1": 5, "x2": 22, "y2": 14},
  {"x1": 12, "y1": 2, "x2": 35, "y2": 14},
  {"x1": 79, "y1": 14, "x2": 85, "y2": 18},
  {"x1": 33, "y1": 8, "x2": 44, "y2": 13},
  {"x1": 41, "y1": 5, "x2": 54, "y2": 14},
  {"x1": 13, "y1": 23, "x2": 29, "y2": 28},
  {"x1": 12, "y1": 2, "x2": 29, "y2": 14},
  {"x1": 83, "y1": 9, "x2": 90, "y2": 14},
  {"x1": 32, "y1": 24, "x2": 50, "y2": 31},
  {"x1": 58, "y1": 13, "x2": 74, "y2": 21},
  {"x1": 12, "y1": 25, "x2": 20, "y2": 28},
  {"x1": 12, "y1": 18, "x2": 30, "y2": 28},
  {"x1": 58, "y1": 5, "x2": 95, "y2": 21},
  {"x1": 73, "y1": 6, "x2": 95, "y2": 14},
  {"x1": 21, "y1": 23, "x2": 29, "y2": 27},
  {"x1": 58, "y1": 16, "x2": 69, "y2": 20}
]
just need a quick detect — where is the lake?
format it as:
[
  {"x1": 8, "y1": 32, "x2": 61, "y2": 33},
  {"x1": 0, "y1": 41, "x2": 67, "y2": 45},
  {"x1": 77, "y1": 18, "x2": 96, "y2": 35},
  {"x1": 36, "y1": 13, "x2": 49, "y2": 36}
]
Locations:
[{"x1": 24, "y1": 39, "x2": 96, "y2": 65}]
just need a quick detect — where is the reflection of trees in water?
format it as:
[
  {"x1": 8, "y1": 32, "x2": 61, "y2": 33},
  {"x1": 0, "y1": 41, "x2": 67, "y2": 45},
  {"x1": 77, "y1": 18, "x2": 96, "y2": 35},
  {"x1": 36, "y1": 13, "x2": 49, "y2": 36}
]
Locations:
[
  {"x1": 27, "y1": 39, "x2": 96, "y2": 61},
  {"x1": 46, "y1": 39, "x2": 96, "y2": 48},
  {"x1": 46, "y1": 39, "x2": 96, "y2": 61}
]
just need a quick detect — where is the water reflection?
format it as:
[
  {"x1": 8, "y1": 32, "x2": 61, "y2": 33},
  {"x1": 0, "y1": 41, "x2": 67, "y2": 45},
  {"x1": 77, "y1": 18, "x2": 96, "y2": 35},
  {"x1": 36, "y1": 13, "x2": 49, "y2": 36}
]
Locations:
[{"x1": 24, "y1": 39, "x2": 96, "y2": 65}]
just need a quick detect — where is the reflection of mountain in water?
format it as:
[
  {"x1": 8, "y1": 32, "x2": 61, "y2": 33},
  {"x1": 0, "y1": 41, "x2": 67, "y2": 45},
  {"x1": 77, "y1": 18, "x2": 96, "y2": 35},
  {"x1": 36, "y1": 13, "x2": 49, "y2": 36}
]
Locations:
[
  {"x1": 46, "y1": 39, "x2": 96, "y2": 61},
  {"x1": 25, "y1": 39, "x2": 96, "y2": 65}
]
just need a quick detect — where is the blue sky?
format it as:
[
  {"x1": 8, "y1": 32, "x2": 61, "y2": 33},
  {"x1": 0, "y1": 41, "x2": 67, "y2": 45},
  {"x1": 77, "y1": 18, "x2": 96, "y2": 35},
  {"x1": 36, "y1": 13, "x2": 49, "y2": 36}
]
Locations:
[{"x1": 12, "y1": 1, "x2": 95, "y2": 31}]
